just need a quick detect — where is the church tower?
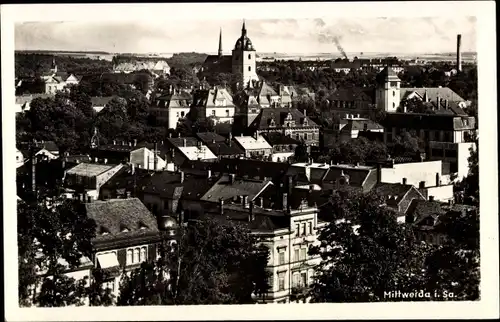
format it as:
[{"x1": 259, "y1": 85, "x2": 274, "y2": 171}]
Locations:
[
  {"x1": 375, "y1": 66, "x2": 401, "y2": 113},
  {"x1": 50, "y1": 57, "x2": 58, "y2": 75},
  {"x1": 218, "y1": 28, "x2": 223, "y2": 58},
  {"x1": 232, "y1": 20, "x2": 259, "y2": 88}
]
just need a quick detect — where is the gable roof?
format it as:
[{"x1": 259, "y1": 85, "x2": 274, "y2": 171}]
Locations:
[
  {"x1": 249, "y1": 108, "x2": 318, "y2": 130},
  {"x1": 178, "y1": 146, "x2": 217, "y2": 160},
  {"x1": 85, "y1": 198, "x2": 159, "y2": 246},
  {"x1": 205, "y1": 141, "x2": 244, "y2": 156},
  {"x1": 233, "y1": 135, "x2": 272, "y2": 151},
  {"x1": 155, "y1": 91, "x2": 192, "y2": 108},
  {"x1": 401, "y1": 87, "x2": 465, "y2": 103},
  {"x1": 322, "y1": 164, "x2": 378, "y2": 190},
  {"x1": 91, "y1": 96, "x2": 115, "y2": 107},
  {"x1": 214, "y1": 158, "x2": 290, "y2": 183},
  {"x1": 340, "y1": 118, "x2": 384, "y2": 133},
  {"x1": 201, "y1": 174, "x2": 273, "y2": 202},
  {"x1": 261, "y1": 132, "x2": 301, "y2": 146},
  {"x1": 100, "y1": 165, "x2": 152, "y2": 192},
  {"x1": 195, "y1": 132, "x2": 227, "y2": 144}
]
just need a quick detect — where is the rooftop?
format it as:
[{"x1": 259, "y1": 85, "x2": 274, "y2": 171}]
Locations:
[
  {"x1": 177, "y1": 146, "x2": 217, "y2": 160},
  {"x1": 85, "y1": 198, "x2": 159, "y2": 245},
  {"x1": 233, "y1": 135, "x2": 272, "y2": 150},
  {"x1": 66, "y1": 163, "x2": 117, "y2": 177},
  {"x1": 201, "y1": 174, "x2": 273, "y2": 202}
]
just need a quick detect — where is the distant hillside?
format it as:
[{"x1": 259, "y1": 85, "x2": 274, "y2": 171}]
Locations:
[
  {"x1": 16, "y1": 49, "x2": 110, "y2": 55},
  {"x1": 113, "y1": 52, "x2": 208, "y2": 68}
]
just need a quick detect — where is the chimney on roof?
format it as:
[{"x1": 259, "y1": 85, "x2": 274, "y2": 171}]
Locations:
[
  {"x1": 169, "y1": 133, "x2": 172, "y2": 138},
  {"x1": 436, "y1": 172, "x2": 441, "y2": 187},
  {"x1": 183, "y1": 138, "x2": 187, "y2": 147},
  {"x1": 282, "y1": 193, "x2": 288, "y2": 212},
  {"x1": 131, "y1": 163, "x2": 135, "y2": 175},
  {"x1": 402, "y1": 177, "x2": 407, "y2": 185},
  {"x1": 259, "y1": 196, "x2": 264, "y2": 208},
  {"x1": 429, "y1": 195, "x2": 435, "y2": 202},
  {"x1": 126, "y1": 191, "x2": 131, "y2": 199},
  {"x1": 134, "y1": 139, "x2": 137, "y2": 147},
  {"x1": 242, "y1": 195, "x2": 248, "y2": 208},
  {"x1": 377, "y1": 163, "x2": 382, "y2": 183},
  {"x1": 104, "y1": 158, "x2": 108, "y2": 164},
  {"x1": 445, "y1": 100, "x2": 449, "y2": 109},
  {"x1": 94, "y1": 157, "x2": 98, "y2": 163},
  {"x1": 219, "y1": 197, "x2": 224, "y2": 215},
  {"x1": 436, "y1": 95, "x2": 440, "y2": 110},
  {"x1": 229, "y1": 173, "x2": 235, "y2": 184},
  {"x1": 207, "y1": 169, "x2": 212, "y2": 178},
  {"x1": 87, "y1": 195, "x2": 92, "y2": 203},
  {"x1": 248, "y1": 201, "x2": 255, "y2": 222},
  {"x1": 113, "y1": 140, "x2": 116, "y2": 145},
  {"x1": 180, "y1": 171, "x2": 185, "y2": 183}
]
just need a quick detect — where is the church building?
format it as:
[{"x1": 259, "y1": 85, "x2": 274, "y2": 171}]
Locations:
[{"x1": 201, "y1": 21, "x2": 259, "y2": 88}]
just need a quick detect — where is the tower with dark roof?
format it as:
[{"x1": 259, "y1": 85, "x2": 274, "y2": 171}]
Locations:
[
  {"x1": 232, "y1": 20, "x2": 259, "y2": 88},
  {"x1": 218, "y1": 28, "x2": 223, "y2": 58},
  {"x1": 375, "y1": 66, "x2": 401, "y2": 113},
  {"x1": 50, "y1": 57, "x2": 58, "y2": 74}
]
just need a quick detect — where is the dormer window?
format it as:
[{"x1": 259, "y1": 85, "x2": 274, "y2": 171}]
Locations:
[{"x1": 270, "y1": 119, "x2": 276, "y2": 127}]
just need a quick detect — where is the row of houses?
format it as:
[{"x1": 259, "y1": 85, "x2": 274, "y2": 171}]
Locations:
[{"x1": 18, "y1": 146, "x2": 475, "y2": 304}]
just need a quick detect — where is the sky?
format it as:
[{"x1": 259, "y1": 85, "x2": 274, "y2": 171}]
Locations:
[{"x1": 15, "y1": 17, "x2": 477, "y2": 55}]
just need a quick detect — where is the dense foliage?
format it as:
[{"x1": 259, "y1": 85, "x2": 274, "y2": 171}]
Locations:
[
  {"x1": 117, "y1": 219, "x2": 270, "y2": 305},
  {"x1": 18, "y1": 197, "x2": 113, "y2": 306},
  {"x1": 310, "y1": 189, "x2": 480, "y2": 302}
]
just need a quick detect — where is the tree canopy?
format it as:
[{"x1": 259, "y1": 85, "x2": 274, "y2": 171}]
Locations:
[{"x1": 117, "y1": 219, "x2": 270, "y2": 305}]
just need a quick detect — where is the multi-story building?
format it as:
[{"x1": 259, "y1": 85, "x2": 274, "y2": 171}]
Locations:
[
  {"x1": 85, "y1": 198, "x2": 162, "y2": 299},
  {"x1": 248, "y1": 108, "x2": 320, "y2": 147},
  {"x1": 190, "y1": 86, "x2": 235, "y2": 125},
  {"x1": 199, "y1": 194, "x2": 327, "y2": 303},
  {"x1": 64, "y1": 163, "x2": 124, "y2": 200},
  {"x1": 41, "y1": 59, "x2": 81, "y2": 94},
  {"x1": 381, "y1": 113, "x2": 476, "y2": 178},
  {"x1": 233, "y1": 134, "x2": 273, "y2": 159},
  {"x1": 261, "y1": 132, "x2": 300, "y2": 162},
  {"x1": 150, "y1": 89, "x2": 193, "y2": 129}
]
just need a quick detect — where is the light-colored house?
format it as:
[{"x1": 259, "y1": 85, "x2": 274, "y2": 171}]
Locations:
[
  {"x1": 233, "y1": 135, "x2": 273, "y2": 159},
  {"x1": 150, "y1": 90, "x2": 192, "y2": 130},
  {"x1": 130, "y1": 147, "x2": 167, "y2": 171},
  {"x1": 64, "y1": 163, "x2": 124, "y2": 200},
  {"x1": 191, "y1": 86, "x2": 236, "y2": 125}
]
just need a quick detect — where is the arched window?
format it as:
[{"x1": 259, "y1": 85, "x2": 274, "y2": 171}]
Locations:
[
  {"x1": 248, "y1": 54, "x2": 251, "y2": 59},
  {"x1": 127, "y1": 249, "x2": 133, "y2": 264},
  {"x1": 133, "y1": 248, "x2": 139, "y2": 263},
  {"x1": 140, "y1": 247, "x2": 147, "y2": 262}
]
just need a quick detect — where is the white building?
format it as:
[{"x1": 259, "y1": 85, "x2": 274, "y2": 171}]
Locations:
[{"x1": 233, "y1": 135, "x2": 273, "y2": 159}]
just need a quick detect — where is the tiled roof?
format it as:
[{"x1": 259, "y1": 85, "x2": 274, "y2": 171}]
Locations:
[
  {"x1": 374, "y1": 183, "x2": 415, "y2": 201},
  {"x1": 178, "y1": 146, "x2": 217, "y2": 160},
  {"x1": 195, "y1": 132, "x2": 227, "y2": 144},
  {"x1": 201, "y1": 174, "x2": 272, "y2": 202},
  {"x1": 214, "y1": 158, "x2": 290, "y2": 183},
  {"x1": 66, "y1": 163, "x2": 116, "y2": 177},
  {"x1": 62, "y1": 154, "x2": 92, "y2": 164},
  {"x1": 381, "y1": 113, "x2": 476, "y2": 131},
  {"x1": 259, "y1": 81, "x2": 279, "y2": 97},
  {"x1": 261, "y1": 132, "x2": 300, "y2": 146},
  {"x1": 328, "y1": 87, "x2": 374, "y2": 102},
  {"x1": 155, "y1": 91, "x2": 192, "y2": 108},
  {"x1": 401, "y1": 87, "x2": 465, "y2": 103},
  {"x1": 340, "y1": 119, "x2": 384, "y2": 133},
  {"x1": 250, "y1": 108, "x2": 318, "y2": 130},
  {"x1": 167, "y1": 137, "x2": 200, "y2": 148},
  {"x1": 233, "y1": 135, "x2": 272, "y2": 151},
  {"x1": 322, "y1": 165, "x2": 378, "y2": 190},
  {"x1": 85, "y1": 198, "x2": 159, "y2": 244},
  {"x1": 405, "y1": 199, "x2": 445, "y2": 222},
  {"x1": 206, "y1": 142, "x2": 244, "y2": 156},
  {"x1": 139, "y1": 171, "x2": 183, "y2": 198},
  {"x1": 377, "y1": 66, "x2": 400, "y2": 82},
  {"x1": 100, "y1": 165, "x2": 151, "y2": 191}
]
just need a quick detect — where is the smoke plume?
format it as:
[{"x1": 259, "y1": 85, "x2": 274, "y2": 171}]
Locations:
[{"x1": 318, "y1": 33, "x2": 348, "y2": 60}]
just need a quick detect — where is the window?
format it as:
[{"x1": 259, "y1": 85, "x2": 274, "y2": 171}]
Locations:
[
  {"x1": 278, "y1": 249, "x2": 286, "y2": 265},
  {"x1": 163, "y1": 200, "x2": 168, "y2": 210},
  {"x1": 181, "y1": 111, "x2": 185, "y2": 117},
  {"x1": 133, "y1": 248, "x2": 139, "y2": 263},
  {"x1": 392, "y1": 102, "x2": 395, "y2": 108},
  {"x1": 176, "y1": 112, "x2": 179, "y2": 117},
  {"x1": 300, "y1": 248, "x2": 307, "y2": 261},
  {"x1": 301, "y1": 223, "x2": 306, "y2": 235},
  {"x1": 212, "y1": 110, "x2": 216, "y2": 116},
  {"x1": 300, "y1": 272, "x2": 307, "y2": 287},
  {"x1": 304, "y1": 133, "x2": 308, "y2": 141},
  {"x1": 445, "y1": 149, "x2": 458, "y2": 158},
  {"x1": 248, "y1": 54, "x2": 251, "y2": 59},
  {"x1": 127, "y1": 249, "x2": 133, "y2": 264},
  {"x1": 294, "y1": 248, "x2": 300, "y2": 262},
  {"x1": 295, "y1": 224, "x2": 300, "y2": 236},
  {"x1": 248, "y1": 66, "x2": 251, "y2": 72},
  {"x1": 390, "y1": 81, "x2": 398, "y2": 87},
  {"x1": 226, "y1": 110, "x2": 230, "y2": 117},
  {"x1": 308, "y1": 222, "x2": 313, "y2": 235},
  {"x1": 278, "y1": 272, "x2": 286, "y2": 291},
  {"x1": 296, "y1": 134, "x2": 300, "y2": 141},
  {"x1": 393, "y1": 91, "x2": 395, "y2": 97},
  {"x1": 140, "y1": 247, "x2": 147, "y2": 262},
  {"x1": 293, "y1": 273, "x2": 300, "y2": 288}
]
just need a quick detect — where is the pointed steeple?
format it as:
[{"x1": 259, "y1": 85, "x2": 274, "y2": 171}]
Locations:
[
  {"x1": 218, "y1": 28, "x2": 223, "y2": 57},
  {"x1": 242, "y1": 19, "x2": 247, "y2": 37}
]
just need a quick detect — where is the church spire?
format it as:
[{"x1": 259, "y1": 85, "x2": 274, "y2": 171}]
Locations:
[
  {"x1": 218, "y1": 28, "x2": 223, "y2": 57},
  {"x1": 242, "y1": 19, "x2": 247, "y2": 37}
]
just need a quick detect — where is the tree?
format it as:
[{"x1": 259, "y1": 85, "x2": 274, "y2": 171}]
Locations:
[
  {"x1": 399, "y1": 97, "x2": 435, "y2": 114},
  {"x1": 327, "y1": 137, "x2": 387, "y2": 165},
  {"x1": 390, "y1": 130, "x2": 423, "y2": 158},
  {"x1": 309, "y1": 190, "x2": 428, "y2": 302},
  {"x1": 117, "y1": 219, "x2": 270, "y2": 305},
  {"x1": 293, "y1": 142, "x2": 309, "y2": 163},
  {"x1": 421, "y1": 207, "x2": 480, "y2": 300},
  {"x1": 17, "y1": 197, "x2": 105, "y2": 307}
]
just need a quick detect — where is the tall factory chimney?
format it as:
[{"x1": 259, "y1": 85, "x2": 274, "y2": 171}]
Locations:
[{"x1": 457, "y1": 34, "x2": 462, "y2": 72}]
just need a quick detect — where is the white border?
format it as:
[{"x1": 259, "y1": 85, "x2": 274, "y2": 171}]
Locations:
[{"x1": 2, "y1": 1, "x2": 498, "y2": 320}]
